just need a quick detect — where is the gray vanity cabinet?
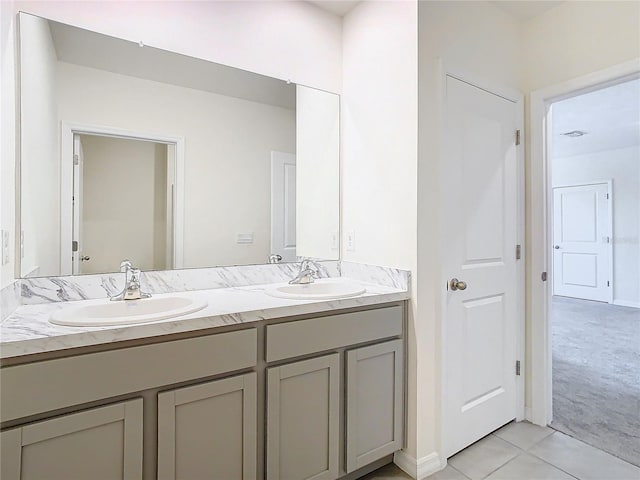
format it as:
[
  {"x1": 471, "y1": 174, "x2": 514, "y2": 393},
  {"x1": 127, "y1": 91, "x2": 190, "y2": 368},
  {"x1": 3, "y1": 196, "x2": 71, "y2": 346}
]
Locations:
[
  {"x1": 266, "y1": 353, "x2": 341, "y2": 480},
  {"x1": 0, "y1": 398, "x2": 143, "y2": 480},
  {"x1": 345, "y1": 340, "x2": 404, "y2": 473},
  {"x1": 1, "y1": 303, "x2": 406, "y2": 480},
  {"x1": 157, "y1": 372, "x2": 258, "y2": 480}
]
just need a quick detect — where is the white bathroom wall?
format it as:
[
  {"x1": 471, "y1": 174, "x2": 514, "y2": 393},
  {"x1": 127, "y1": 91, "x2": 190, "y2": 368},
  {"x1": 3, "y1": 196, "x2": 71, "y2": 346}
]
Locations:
[
  {"x1": 342, "y1": 1, "x2": 418, "y2": 271},
  {"x1": 56, "y1": 62, "x2": 295, "y2": 270},
  {"x1": 80, "y1": 135, "x2": 167, "y2": 274},
  {"x1": 416, "y1": 0, "x2": 521, "y2": 466},
  {"x1": 552, "y1": 146, "x2": 640, "y2": 307},
  {"x1": 14, "y1": 0, "x2": 342, "y2": 93},
  {"x1": 342, "y1": 0, "x2": 419, "y2": 461},
  {"x1": 18, "y1": 13, "x2": 59, "y2": 277},
  {"x1": 296, "y1": 85, "x2": 340, "y2": 260},
  {"x1": 0, "y1": 0, "x2": 16, "y2": 287}
]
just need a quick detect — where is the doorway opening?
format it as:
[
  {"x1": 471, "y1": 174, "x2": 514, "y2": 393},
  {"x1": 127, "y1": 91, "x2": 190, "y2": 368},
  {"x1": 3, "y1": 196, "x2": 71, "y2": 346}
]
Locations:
[
  {"x1": 547, "y1": 78, "x2": 640, "y2": 466},
  {"x1": 60, "y1": 123, "x2": 185, "y2": 275}
]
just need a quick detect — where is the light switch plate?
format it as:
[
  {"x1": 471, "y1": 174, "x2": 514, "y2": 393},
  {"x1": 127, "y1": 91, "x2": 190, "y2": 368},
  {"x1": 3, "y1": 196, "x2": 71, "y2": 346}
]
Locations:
[
  {"x1": 346, "y1": 231, "x2": 355, "y2": 252},
  {"x1": 1, "y1": 230, "x2": 10, "y2": 265},
  {"x1": 237, "y1": 233, "x2": 254, "y2": 244},
  {"x1": 331, "y1": 232, "x2": 339, "y2": 250}
]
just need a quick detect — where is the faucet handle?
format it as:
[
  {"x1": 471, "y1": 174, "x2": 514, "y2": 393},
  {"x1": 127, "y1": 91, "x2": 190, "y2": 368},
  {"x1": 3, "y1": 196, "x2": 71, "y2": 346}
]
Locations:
[
  {"x1": 269, "y1": 254, "x2": 282, "y2": 264},
  {"x1": 120, "y1": 259, "x2": 133, "y2": 272}
]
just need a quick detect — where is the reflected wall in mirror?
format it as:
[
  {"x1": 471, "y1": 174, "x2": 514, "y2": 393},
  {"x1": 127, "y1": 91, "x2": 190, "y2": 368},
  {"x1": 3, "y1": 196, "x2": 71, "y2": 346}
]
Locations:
[{"x1": 18, "y1": 12, "x2": 340, "y2": 278}]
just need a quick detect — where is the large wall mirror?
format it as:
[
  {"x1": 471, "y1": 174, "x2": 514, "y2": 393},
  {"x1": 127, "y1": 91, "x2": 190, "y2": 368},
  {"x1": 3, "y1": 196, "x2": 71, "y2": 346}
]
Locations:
[{"x1": 17, "y1": 12, "x2": 340, "y2": 277}]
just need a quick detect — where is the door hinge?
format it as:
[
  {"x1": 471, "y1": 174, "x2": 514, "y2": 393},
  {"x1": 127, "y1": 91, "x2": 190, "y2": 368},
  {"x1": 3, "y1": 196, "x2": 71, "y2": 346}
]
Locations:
[
  {"x1": 73, "y1": 154, "x2": 79, "y2": 166},
  {"x1": 515, "y1": 244, "x2": 521, "y2": 260},
  {"x1": 606, "y1": 236, "x2": 611, "y2": 244},
  {"x1": 72, "y1": 240, "x2": 78, "y2": 252},
  {"x1": 516, "y1": 360, "x2": 521, "y2": 376},
  {"x1": 607, "y1": 280, "x2": 610, "y2": 287},
  {"x1": 606, "y1": 193, "x2": 609, "y2": 199},
  {"x1": 515, "y1": 130, "x2": 521, "y2": 146},
  {"x1": 541, "y1": 271, "x2": 548, "y2": 282}
]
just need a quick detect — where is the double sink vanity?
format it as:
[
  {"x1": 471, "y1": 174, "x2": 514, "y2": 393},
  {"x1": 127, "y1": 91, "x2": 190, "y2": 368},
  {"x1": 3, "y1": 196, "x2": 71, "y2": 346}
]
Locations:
[
  {"x1": 3, "y1": 10, "x2": 408, "y2": 480},
  {"x1": 0, "y1": 261, "x2": 410, "y2": 480}
]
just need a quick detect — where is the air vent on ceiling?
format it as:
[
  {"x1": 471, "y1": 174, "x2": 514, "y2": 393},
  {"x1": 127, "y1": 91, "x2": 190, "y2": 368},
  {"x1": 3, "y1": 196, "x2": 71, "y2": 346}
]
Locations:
[{"x1": 561, "y1": 130, "x2": 587, "y2": 137}]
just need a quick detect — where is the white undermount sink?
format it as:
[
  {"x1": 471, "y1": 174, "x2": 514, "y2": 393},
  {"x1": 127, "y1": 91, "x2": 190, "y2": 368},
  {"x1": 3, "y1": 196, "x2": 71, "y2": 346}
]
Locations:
[
  {"x1": 49, "y1": 295, "x2": 208, "y2": 327},
  {"x1": 265, "y1": 279, "x2": 366, "y2": 300}
]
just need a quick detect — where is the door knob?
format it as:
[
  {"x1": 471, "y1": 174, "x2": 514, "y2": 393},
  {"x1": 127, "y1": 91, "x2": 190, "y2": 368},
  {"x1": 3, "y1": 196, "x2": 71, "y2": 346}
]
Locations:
[
  {"x1": 450, "y1": 278, "x2": 467, "y2": 291},
  {"x1": 80, "y1": 255, "x2": 91, "y2": 261},
  {"x1": 554, "y1": 245, "x2": 560, "y2": 249}
]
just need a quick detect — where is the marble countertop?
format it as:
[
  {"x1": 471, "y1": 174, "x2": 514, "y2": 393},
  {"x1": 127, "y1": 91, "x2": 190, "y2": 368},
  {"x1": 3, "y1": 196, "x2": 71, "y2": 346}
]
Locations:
[{"x1": 0, "y1": 278, "x2": 409, "y2": 360}]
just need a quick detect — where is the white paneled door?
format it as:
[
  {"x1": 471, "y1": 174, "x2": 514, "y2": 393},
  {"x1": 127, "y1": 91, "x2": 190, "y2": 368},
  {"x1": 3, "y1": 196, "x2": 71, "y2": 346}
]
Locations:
[
  {"x1": 552, "y1": 183, "x2": 611, "y2": 302},
  {"x1": 271, "y1": 152, "x2": 297, "y2": 263},
  {"x1": 443, "y1": 76, "x2": 520, "y2": 458}
]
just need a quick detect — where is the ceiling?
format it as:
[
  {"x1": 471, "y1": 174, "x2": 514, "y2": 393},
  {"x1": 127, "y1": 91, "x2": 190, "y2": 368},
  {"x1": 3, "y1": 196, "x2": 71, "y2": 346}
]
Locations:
[
  {"x1": 551, "y1": 78, "x2": 640, "y2": 158},
  {"x1": 490, "y1": 1, "x2": 563, "y2": 20},
  {"x1": 310, "y1": 1, "x2": 562, "y2": 20},
  {"x1": 308, "y1": 1, "x2": 360, "y2": 17},
  {"x1": 49, "y1": 19, "x2": 295, "y2": 109}
]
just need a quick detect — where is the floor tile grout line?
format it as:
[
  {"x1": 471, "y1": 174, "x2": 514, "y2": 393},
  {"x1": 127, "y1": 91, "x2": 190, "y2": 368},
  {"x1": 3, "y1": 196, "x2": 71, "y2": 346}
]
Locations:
[
  {"x1": 448, "y1": 434, "x2": 520, "y2": 480},
  {"x1": 477, "y1": 448, "x2": 583, "y2": 480},
  {"x1": 525, "y1": 431, "x2": 638, "y2": 480},
  {"x1": 548, "y1": 425, "x2": 640, "y2": 468},
  {"x1": 446, "y1": 463, "x2": 472, "y2": 480},
  {"x1": 539, "y1": 430, "x2": 640, "y2": 470},
  {"x1": 492, "y1": 425, "x2": 555, "y2": 452},
  {"x1": 471, "y1": 432, "x2": 582, "y2": 480},
  {"x1": 524, "y1": 447, "x2": 584, "y2": 480},
  {"x1": 475, "y1": 451, "x2": 521, "y2": 480}
]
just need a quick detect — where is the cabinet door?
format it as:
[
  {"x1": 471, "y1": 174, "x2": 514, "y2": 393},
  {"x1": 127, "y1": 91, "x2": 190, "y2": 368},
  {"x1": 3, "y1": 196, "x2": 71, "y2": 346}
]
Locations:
[
  {"x1": 0, "y1": 398, "x2": 143, "y2": 480},
  {"x1": 346, "y1": 340, "x2": 403, "y2": 473},
  {"x1": 267, "y1": 353, "x2": 340, "y2": 480},
  {"x1": 157, "y1": 372, "x2": 257, "y2": 480}
]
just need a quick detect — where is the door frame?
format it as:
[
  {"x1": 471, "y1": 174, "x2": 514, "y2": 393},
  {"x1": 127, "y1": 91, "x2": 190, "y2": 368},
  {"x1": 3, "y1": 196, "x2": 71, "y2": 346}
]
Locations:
[
  {"x1": 438, "y1": 61, "x2": 526, "y2": 462},
  {"x1": 60, "y1": 122, "x2": 185, "y2": 275},
  {"x1": 551, "y1": 180, "x2": 614, "y2": 304},
  {"x1": 528, "y1": 58, "x2": 640, "y2": 427}
]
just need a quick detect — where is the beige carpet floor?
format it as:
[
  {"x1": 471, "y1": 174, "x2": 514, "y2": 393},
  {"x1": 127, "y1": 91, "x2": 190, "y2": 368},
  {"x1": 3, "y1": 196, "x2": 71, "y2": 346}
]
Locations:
[{"x1": 551, "y1": 296, "x2": 640, "y2": 466}]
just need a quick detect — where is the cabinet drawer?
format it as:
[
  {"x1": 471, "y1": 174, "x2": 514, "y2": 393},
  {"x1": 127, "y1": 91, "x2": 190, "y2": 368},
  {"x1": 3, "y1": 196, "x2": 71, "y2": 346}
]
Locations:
[
  {"x1": 266, "y1": 306, "x2": 402, "y2": 363},
  {"x1": 1, "y1": 328, "x2": 257, "y2": 422}
]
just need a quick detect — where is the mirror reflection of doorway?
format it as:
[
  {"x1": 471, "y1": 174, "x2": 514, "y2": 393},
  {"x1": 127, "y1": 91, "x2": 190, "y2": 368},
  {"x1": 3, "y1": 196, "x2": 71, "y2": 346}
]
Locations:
[
  {"x1": 270, "y1": 151, "x2": 297, "y2": 263},
  {"x1": 71, "y1": 134, "x2": 176, "y2": 274}
]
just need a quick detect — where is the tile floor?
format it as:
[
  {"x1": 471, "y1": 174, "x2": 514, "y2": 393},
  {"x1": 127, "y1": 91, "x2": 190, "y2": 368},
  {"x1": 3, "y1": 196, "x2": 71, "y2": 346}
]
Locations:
[{"x1": 361, "y1": 421, "x2": 640, "y2": 480}]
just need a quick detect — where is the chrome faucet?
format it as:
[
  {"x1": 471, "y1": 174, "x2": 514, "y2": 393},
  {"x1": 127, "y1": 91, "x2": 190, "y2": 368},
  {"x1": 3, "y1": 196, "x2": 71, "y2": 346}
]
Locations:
[
  {"x1": 110, "y1": 260, "x2": 152, "y2": 301},
  {"x1": 268, "y1": 254, "x2": 282, "y2": 264},
  {"x1": 289, "y1": 259, "x2": 317, "y2": 285}
]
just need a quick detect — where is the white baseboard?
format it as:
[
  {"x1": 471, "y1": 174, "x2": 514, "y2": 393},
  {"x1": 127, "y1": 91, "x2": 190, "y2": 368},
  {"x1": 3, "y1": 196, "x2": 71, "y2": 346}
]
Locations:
[
  {"x1": 613, "y1": 299, "x2": 640, "y2": 309},
  {"x1": 394, "y1": 450, "x2": 444, "y2": 479}
]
